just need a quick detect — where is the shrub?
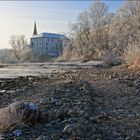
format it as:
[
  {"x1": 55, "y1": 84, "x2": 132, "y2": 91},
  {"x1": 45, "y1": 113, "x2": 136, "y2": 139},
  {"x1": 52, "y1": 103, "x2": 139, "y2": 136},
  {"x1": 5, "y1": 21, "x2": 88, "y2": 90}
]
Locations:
[
  {"x1": 102, "y1": 51, "x2": 121, "y2": 67},
  {"x1": 123, "y1": 43, "x2": 140, "y2": 69}
]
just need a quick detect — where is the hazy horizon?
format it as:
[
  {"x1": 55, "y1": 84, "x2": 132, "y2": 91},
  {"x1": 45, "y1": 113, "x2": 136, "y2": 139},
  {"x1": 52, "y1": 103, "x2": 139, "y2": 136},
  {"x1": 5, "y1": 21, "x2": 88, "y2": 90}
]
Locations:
[{"x1": 0, "y1": 1, "x2": 123, "y2": 49}]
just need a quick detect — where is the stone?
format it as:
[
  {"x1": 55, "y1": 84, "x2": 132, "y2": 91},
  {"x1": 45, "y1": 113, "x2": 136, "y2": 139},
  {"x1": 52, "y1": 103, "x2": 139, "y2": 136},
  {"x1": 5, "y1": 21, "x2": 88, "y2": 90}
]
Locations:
[
  {"x1": 55, "y1": 100, "x2": 62, "y2": 106},
  {"x1": 62, "y1": 124, "x2": 74, "y2": 134},
  {"x1": 36, "y1": 135, "x2": 49, "y2": 140}
]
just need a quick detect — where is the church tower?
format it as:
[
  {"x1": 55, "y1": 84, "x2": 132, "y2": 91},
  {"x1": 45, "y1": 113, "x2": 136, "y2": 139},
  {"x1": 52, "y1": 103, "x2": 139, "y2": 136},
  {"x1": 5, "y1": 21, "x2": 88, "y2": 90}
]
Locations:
[{"x1": 33, "y1": 21, "x2": 37, "y2": 36}]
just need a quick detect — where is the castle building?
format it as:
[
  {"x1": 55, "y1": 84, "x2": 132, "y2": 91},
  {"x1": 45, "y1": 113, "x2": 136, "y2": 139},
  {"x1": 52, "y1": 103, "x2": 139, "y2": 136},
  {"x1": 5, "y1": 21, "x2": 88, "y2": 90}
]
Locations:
[{"x1": 30, "y1": 22, "x2": 68, "y2": 57}]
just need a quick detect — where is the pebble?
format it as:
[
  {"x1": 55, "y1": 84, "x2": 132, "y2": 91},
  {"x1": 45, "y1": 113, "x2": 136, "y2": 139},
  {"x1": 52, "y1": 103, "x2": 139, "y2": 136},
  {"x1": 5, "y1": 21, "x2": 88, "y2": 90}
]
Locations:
[
  {"x1": 62, "y1": 124, "x2": 74, "y2": 134},
  {"x1": 36, "y1": 135, "x2": 49, "y2": 140}
]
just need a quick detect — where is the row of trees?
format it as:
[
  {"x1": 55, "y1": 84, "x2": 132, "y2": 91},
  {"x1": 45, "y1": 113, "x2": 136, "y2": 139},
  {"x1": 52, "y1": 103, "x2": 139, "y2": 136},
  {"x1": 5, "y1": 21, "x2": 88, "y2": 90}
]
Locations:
[{"x1": 62, "y1": 0, "x2": 140, "y2": 62}]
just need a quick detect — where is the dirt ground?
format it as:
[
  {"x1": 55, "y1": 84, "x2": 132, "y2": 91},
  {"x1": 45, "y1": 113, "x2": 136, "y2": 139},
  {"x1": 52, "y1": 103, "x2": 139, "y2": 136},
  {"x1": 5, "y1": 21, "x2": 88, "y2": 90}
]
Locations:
[{"x1": 0, "y1": 65, "x2": 140, "y2": 139}]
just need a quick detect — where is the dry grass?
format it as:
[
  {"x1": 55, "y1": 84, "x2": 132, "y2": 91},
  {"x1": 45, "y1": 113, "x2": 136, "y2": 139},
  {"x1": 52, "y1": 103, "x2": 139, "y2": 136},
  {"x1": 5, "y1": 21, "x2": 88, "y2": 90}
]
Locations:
[
  {"x1": 0, "y1": 102, "x2": 21, "y2": 133},
  {"x1": 102, "y1": 51, "x2": 121, "y2": 67},
  {"x1": 123, "y1": 43, "x2": 140, "y2": 69},
  {"x1": 0, "y1": 102, "x2": 39, "y2": 133}
]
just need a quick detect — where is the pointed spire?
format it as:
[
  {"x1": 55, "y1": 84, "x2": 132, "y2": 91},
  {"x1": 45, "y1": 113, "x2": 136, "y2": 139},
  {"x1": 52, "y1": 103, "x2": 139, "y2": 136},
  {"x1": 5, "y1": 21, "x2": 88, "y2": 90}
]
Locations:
[{"x1": 33, "y1": 21, "x2": 37, "y2": 36}]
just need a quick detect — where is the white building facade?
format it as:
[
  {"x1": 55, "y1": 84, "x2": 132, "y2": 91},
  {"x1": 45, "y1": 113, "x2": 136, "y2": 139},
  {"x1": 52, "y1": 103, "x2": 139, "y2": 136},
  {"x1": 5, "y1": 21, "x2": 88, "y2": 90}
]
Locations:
[{"x1": 30, "y1": 22, "x2": 69, "y2": 57}]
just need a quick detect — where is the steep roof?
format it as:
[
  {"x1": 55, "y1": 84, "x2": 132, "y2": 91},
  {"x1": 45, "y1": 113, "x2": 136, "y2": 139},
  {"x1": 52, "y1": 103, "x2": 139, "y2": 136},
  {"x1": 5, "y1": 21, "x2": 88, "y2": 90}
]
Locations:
[
  {"x1": 31, "y1": 32, "x2": 65, "y2": 39},
  {"x1": 33, "y1": 22, "x2": 37, "y2": 36}
]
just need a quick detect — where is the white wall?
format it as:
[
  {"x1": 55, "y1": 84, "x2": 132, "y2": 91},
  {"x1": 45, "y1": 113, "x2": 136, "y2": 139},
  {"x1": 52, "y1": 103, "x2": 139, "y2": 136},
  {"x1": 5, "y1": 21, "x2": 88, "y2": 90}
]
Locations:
[{"x1": 31, "y1": 37, "x2": 63, "y2": 57}]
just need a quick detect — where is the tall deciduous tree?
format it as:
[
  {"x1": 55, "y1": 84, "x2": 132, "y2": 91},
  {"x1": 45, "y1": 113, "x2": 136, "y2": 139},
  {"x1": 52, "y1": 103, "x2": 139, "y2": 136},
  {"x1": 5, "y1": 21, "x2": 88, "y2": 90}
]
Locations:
[
  {"x1": 119, "y1": 0, "x2": 140, "y2": 17},
  {"x1": 63, "y1": 1, "x2": 111, "y2": 60},
  {"x1": 9, "y1": 35, "x2": 32, "y2": 61},
  {"x1": 89, "y1": 1, "x2": 108, "y2": 28}
]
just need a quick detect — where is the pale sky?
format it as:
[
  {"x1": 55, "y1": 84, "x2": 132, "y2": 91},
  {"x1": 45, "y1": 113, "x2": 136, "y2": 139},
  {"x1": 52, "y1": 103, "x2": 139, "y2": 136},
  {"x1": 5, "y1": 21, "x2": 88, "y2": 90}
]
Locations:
[{"x1": 0, "y1": 1, "x2": 123, "y2": 49}]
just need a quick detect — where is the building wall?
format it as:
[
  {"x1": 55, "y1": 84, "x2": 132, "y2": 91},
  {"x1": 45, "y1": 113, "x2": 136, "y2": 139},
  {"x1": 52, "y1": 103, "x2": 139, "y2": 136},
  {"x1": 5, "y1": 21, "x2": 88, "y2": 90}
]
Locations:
[{"x1": 30, "y1": 37, "x2": 63, "y2": 57}]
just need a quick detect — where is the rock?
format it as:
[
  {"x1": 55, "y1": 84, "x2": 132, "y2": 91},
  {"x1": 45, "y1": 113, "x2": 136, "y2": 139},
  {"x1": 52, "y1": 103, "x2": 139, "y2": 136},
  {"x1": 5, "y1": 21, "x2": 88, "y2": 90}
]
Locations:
[
  {"x1": 0, "y1": 134, "x2": 8, "y2": 140},
  {"x1": 36, "y1": 135, "x2": 49, "y2": 140},
  {"x1": 40, "y1": 108, "x2": 49, "y2": 122},
  {"x1": 62, "y1": 124, "x2": 74, "y2": 134},
  {"x1": 134, "y1": 80, "x2": 140, "y2": 88},
  {"x1": 55, "y1": 100, "x2": 62, "y2": 106},
  {"x1": 50, "y1": 132, "x2": 62, "y2": 139},
  {"x1": 13, "y1": 129, "x2": 22, "y2": 137},
  {"x1": 39, "y1": 99, "x2": 48, "y2": 105},
  {"x1": 136, "y1": 89, "x2": 140, "y2": 94},
  {"x1": 45, "y1": 123, "x2": 52, "y2": 128},
  {"x1": 55, "y1": 109, "x2": 69, "y2": 121}
]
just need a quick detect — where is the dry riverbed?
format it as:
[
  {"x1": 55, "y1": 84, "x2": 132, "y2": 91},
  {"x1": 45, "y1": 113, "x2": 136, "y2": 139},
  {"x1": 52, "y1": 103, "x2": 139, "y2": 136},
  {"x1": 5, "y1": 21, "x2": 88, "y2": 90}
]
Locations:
[{"x1": 0, "y1": 64, "x2": 140, "y2": 139}]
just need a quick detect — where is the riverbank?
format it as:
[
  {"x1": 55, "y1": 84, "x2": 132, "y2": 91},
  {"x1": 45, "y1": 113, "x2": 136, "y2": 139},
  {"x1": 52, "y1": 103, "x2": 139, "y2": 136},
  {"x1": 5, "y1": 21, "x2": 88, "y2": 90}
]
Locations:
[{"x1": 0, "y1": 65, "x2": 140, "y2": 139}]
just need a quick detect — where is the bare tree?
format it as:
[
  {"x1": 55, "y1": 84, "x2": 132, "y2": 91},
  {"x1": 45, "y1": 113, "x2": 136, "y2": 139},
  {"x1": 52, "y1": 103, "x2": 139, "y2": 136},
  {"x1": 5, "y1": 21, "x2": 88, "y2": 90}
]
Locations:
[
  {"x1": 109, "y1": 0, "x2": 140, "y2": 54},
  {"x1": 89, "y1": 1, "x2": 108, "y2": 28},
  {"x1": 9, "y1": 35, "x2": 33, "y2": 61},
  {"x1": 77, "y1": 10, "x2": 90, "y2": 41},
  {"x1": 62, "y1": 1, "x2": 111, "y2": 60},
  {"x1": 119, "y1": 0, "x2": 140, "y2": 17},
  {"x1": 88, "y1": 1, "x2": 110, "y2": 56}
]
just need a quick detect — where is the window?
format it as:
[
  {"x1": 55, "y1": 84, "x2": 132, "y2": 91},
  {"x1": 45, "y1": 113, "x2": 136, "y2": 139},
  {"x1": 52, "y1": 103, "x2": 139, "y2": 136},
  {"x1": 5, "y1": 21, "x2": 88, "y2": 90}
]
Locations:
[
  {"x1": 52, "y1": 39, "x2": 54, "y2": 42},
  {"x1": 48, "y1": 39, "x2": 49, "y2": 41}
]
